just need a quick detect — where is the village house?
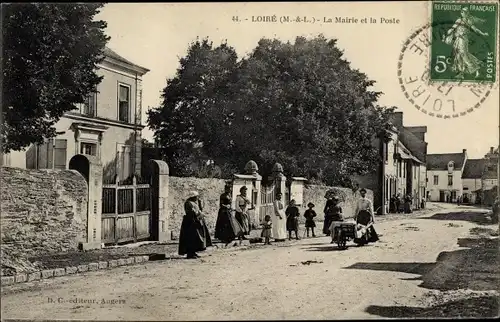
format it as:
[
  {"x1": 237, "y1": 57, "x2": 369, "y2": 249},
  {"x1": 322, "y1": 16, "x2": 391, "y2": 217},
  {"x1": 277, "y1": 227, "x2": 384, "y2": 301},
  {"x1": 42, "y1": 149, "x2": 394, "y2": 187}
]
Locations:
[
  {"x1": 462, "y1": 147, "x2": 498, "y2": 206},
  {"x1": 426, "y1": 150, "x2": 467, "y2": 202},
  {"x1": 353, "y1": 112, "x2": 427, "y2": 215},
  {"x1": 461, "y1": 158, "x2": 485, "y2": 204},
  {"x1": 482, "y1": 147, "x2": 498, "y2": 191},
  {"x1": 2, "y1": 47, "x2": 149, "y2": 181}
]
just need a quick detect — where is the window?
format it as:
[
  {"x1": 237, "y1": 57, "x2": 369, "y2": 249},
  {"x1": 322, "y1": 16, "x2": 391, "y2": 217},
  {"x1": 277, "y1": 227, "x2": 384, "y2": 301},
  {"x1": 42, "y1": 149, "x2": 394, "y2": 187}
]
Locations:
[
  {"x1": 448, "y1": 175, "x2": 453, "y2": 186},
  {"x1": 433, "y1": 175, "x2": 439, "y2": 185},
  {"x1": 398, "y1": 161, "x2": 402, "y2": 177},
  {"x1": 116, "y1": 144, "x2": 132, "y2": 181},
  {"x1": 81, "y1": 142, "x2": 97, "y2": 156},
  {"x1": 118, "y1": 84, "x2": 130, "y2": 123},
  {"x1": 384, "y1": 142, "x2": 389, "y2": 163},
  {"x1": 81, "y1": 92, "x2": 97, "y2": 117}
]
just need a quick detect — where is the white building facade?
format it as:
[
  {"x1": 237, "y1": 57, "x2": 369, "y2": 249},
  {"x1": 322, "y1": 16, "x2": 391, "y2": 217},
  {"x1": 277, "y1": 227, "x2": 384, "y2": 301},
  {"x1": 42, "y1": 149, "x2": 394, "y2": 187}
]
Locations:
[{"x1": 426, "y1": 150, "x2": 467, "y2": 202}]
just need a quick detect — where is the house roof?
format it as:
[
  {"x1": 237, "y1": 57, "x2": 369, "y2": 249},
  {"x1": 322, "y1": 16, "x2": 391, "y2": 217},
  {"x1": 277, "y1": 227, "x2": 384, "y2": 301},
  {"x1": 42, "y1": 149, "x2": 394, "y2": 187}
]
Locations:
[
  {"x1": 398, "y1": 126, "x2": 427, "y2": 163},
  {"x1": 426, "y1": 153, "x2": 466, "y2": 170},
  {"x1": 102, "y1": 47, "x2": 150, "y2": 75},
  {"x1": 462, "y1": 159, "x2": 485, "y2": 179},
  {"x1": 398, "y1": 141, "x2": 423, "y2": 163}
]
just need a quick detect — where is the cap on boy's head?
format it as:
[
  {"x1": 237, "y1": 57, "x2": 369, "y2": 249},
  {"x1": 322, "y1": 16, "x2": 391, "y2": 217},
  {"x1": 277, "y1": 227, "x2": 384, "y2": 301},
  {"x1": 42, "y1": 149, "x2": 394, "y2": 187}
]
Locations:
[
  {"x1": 307, "y1": 202, "x2": 315, "y2": 208},
  {"x1": 240, "y1": 186, "x2": 248, "y2": 192}
]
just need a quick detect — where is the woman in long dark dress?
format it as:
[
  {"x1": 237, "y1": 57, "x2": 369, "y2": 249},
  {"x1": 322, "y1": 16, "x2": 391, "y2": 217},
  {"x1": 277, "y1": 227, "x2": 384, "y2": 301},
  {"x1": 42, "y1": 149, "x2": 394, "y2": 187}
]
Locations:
[
  {"x1": 214, "y1": 185, "x2": 240, "y2": 245},
  {"x1": 178, "y1": 191, "x2": 213, "y2": 259},
  {"x1": 323, "y1": 196, "x2": 341, "y2": 236},
  {"x1": 323, "y1": 197, "x2": 334, "y2": 235},
  {"x1": 235, "y1": 186, "x2": 253, "y2": 240}
]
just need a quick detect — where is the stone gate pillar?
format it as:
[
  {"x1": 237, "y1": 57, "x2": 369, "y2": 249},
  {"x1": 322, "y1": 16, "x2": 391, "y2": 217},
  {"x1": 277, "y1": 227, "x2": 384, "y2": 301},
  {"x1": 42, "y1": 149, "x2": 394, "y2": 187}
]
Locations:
[
  {"x1": 272, "y1": 163, "x2": 287, "y2": 204},
  {"x1": 232, "y1": 160, "x2": 262, "y2": 226},
  {"x1": 69, "y1": 154, "x2": 103, "y2": 250},
  {"x1": 149, "y1": 159, "x2": 169, "y2": 242},
  {"x1": 290, "y1": 177, "x2": 307, "y2": 207}
]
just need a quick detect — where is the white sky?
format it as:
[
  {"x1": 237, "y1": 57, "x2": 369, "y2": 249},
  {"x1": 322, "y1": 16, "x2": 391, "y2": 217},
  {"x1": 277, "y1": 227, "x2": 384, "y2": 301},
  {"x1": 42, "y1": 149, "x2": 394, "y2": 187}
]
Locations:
[{"x1": 97, "y1": 1, "x2": 499, "y2": 159}]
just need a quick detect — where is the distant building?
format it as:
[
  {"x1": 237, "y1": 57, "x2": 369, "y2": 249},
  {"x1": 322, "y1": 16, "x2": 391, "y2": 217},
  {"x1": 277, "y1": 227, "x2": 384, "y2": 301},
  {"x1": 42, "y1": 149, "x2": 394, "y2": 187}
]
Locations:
[
  {"x1": 482, "y1": 146, "x2": 498, "y2": 191},
  {"x1": 3, "y1": 47, "x2": 150, "y2": 181},
  {"x1": 426, "y1": 150, "x2": 467, "y2": 202},
  {"x1": 353, "y1": 112, "x2": 427, "y2": 214},
  {"x1": 461, "y1": 159, "x2": 485, "y2": 204}
]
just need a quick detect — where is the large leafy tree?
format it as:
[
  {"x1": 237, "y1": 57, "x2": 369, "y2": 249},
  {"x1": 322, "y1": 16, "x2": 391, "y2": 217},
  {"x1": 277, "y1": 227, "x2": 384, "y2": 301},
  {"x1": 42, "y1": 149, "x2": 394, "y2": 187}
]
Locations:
[
  {"x1": 2, "y1": 3, "x2": 109, "y2": 153},
  {"x1": 149, "y1": 35, "x2": 393, "y2": 185},
  {"x1": 147, "y1": 38, "x2": 239, "y2": 176}
]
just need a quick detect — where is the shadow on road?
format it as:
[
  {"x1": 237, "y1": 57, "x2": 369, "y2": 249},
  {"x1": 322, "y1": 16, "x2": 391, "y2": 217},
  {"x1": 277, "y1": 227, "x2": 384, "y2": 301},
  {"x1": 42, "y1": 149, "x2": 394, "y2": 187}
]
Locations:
[
  {"x1": 418, "y1": 211, "x2": 493, "y2": 225},
  {"x1": 344, "y1": 235, "x2": 499, "y2": 318},
  {"x1": 365, "y1": 296, "x2": 499, "y2": 318},
  {"x1": 302, "y1": 245, "x2": 346, "y2": 252}
]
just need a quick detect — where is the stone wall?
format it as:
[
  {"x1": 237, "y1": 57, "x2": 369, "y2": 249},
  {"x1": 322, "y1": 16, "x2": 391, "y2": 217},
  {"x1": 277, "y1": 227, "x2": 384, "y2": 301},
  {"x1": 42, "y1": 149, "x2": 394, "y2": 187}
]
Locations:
[
  {"x1": 167, "y1": 176, "x2": 373, "y2": 238},
  {"x1": 1, "y1": 167, "x2": 88, "y2": 274},
  {"x1": 168, "y1": 176, "x2": 227, "y2": 239},
  {"x1": 301, "y1": 184, "x2": 373, "y2": 224}
]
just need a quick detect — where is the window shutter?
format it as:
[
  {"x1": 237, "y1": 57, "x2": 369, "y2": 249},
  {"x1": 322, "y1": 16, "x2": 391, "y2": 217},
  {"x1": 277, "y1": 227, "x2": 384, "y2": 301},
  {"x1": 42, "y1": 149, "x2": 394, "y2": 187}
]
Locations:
[
  {"x1": 36, "y1": 140, "x2": 50, "y2": 169},
  {"x1": 54, "y1": 139, "x2": 67, "y2": 169}
]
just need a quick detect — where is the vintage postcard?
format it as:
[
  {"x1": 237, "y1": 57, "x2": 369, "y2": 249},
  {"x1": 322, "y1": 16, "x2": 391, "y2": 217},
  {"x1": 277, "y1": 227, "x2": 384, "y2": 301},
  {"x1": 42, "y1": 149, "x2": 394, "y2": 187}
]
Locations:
[{"x1": 1, "y1": 1, "x2": 499, "y2": 321}]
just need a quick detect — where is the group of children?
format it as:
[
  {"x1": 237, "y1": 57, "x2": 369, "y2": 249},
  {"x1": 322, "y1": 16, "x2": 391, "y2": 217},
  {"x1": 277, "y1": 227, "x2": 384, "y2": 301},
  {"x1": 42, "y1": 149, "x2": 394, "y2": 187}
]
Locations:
[{"x1": 261, "y1": 199, "x2": 342, "y2": 245}]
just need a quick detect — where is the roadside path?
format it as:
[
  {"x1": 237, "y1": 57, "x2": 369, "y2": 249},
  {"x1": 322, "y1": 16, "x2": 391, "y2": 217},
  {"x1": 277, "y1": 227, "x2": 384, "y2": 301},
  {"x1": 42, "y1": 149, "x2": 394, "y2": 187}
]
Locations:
[{"x1": 2, "y1": 204, "x2": 495, "y2": 320}]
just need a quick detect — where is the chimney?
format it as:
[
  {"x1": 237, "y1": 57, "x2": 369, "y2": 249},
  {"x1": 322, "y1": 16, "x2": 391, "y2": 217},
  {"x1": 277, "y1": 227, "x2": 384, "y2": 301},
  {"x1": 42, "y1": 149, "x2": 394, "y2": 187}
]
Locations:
[
  {"x1": 463, "y1": 149, "x2": 467, "y2": 154},
  {"x1": 391, "y1": 112, "x2": 403, "y2": 127},
  {"x1": 490, "y1": 147, "x2": 494, "y2": 154}
]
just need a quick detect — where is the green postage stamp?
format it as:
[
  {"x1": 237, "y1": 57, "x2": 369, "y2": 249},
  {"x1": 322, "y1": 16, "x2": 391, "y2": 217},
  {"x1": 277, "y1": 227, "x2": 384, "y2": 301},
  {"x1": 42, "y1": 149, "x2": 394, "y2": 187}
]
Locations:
[{"x1": 430, "y1": 1, "x2": 498, "y2": 83}]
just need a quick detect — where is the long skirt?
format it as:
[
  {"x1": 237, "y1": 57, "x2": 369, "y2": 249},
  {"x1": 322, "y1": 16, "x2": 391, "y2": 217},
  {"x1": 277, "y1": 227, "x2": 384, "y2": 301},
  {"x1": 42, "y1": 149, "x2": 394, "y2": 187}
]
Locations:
[
  {"x1": 214, "y1": 207, "x2": 238, "y2": 243},
  {"x1": 286, "y1": 216, "x2": 299, "y2": 231},
  {"x1": 272, "y1": 214, "x2": 288, "y2": 240},
  {"x1": 355, "y1": 210, "x2": 379, "y2": 243},
  {"x1": 178, "y1": 216, "x2": 213, "y2": 256},
  {"x1": 235, "y1": 211, "x2": 251, "y2": 235},
  {"x1": 323, "y1": 215, "x2": 333, "y2": 235}
]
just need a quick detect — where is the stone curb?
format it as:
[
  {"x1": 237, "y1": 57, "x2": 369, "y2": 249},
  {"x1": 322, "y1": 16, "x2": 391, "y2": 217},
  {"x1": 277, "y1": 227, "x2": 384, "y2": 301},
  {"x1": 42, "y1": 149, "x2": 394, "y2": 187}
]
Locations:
[{"x1": 0, "y1": 255, "x2": 150, "y2": 287}]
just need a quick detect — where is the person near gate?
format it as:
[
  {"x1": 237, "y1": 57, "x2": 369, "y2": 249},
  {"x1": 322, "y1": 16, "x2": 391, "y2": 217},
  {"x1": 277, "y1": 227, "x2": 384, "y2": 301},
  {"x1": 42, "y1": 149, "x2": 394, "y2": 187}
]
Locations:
[
  {"x1": 272, "y1": 192, "x2": 288, "y2": 241},
  {"x1": 214, "y1": 184, "x2": 240, "y2": 246},
  {"x1": 354, "y1": 188, "x2": 379, "y2": 243},
  {"x1": 178, "y1": 190, "x2": 213, "y2": 259},
  {"x1": 303, "y1": 202, "x2": 317, "y2": 238},
  {"x1": 261, "y1": 214, "x2": 273, "y2": 245},
  {"x1": 285, "y1": 199, "x2": 300, "y2": 240},
  {"x1": 328, "y1": 196, "x2": 344, "y2": 244},
  {"x1": 323, "y1": 196, "x2": 335, "y2": 236},
  {"x1": 235, "y1": 186, "x2": 253, "y2": 240}
]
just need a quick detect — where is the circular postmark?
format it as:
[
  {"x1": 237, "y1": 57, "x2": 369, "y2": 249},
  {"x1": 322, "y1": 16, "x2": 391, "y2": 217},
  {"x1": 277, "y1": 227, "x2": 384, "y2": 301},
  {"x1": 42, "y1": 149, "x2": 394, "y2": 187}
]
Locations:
[{"x1": 398, "y1": 21, "x2": 495, "y2": 119}]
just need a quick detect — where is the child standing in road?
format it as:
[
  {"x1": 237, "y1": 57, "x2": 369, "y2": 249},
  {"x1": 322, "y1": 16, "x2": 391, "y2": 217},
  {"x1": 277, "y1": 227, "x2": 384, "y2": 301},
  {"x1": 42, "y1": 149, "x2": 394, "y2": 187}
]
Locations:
[
  {"x1": 261, "y1": 215, "x2": 273, "y2": 245},
  {"x1": 286, "y1": 199, "x2": 300, "y2": 240},
  {"x1": 303, "y1": 202, "x2": 317, "y2": 238}
]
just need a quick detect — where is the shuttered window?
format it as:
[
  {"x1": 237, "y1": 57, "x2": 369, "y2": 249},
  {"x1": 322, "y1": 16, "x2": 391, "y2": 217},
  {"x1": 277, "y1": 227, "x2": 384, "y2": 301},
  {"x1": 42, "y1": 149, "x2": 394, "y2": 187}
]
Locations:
[
  {"x1": 53, "y1": 139, "x2": 67, "y2": 169},
  {"x1": 118, "y1": 84, "x2": 130, "y2": 123},
  {"x1": 30, "y1": 139, "x2": 67, "y2": 169}
]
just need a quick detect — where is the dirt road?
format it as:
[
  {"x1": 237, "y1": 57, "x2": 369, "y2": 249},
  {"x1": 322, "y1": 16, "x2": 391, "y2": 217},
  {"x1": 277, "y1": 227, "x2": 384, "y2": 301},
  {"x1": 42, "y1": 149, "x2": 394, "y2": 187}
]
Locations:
[{"x1": 1, "y1": 204, "x2": 498, "y2": 320}]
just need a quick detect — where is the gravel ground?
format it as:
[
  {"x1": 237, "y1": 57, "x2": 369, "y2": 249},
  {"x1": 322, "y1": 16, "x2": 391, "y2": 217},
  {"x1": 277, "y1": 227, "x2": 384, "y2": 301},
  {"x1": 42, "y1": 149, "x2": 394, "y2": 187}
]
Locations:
[
  {"x1": 7, "y1": 203, "x2": 447, "y2": 275},
  {"x1": 2, "y1": 203, "x2": 498, "y2": 320}
]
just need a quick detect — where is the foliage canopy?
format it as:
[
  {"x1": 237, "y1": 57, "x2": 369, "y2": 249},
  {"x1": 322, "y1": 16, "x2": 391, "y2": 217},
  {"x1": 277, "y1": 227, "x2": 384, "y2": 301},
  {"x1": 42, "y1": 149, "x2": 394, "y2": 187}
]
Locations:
[
  {"x1": 2, "y1": 3, "x2": 109, "y2": 153},
  {"x1": 148, "y1": 35, "x2": 394, "y2": 186}
]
